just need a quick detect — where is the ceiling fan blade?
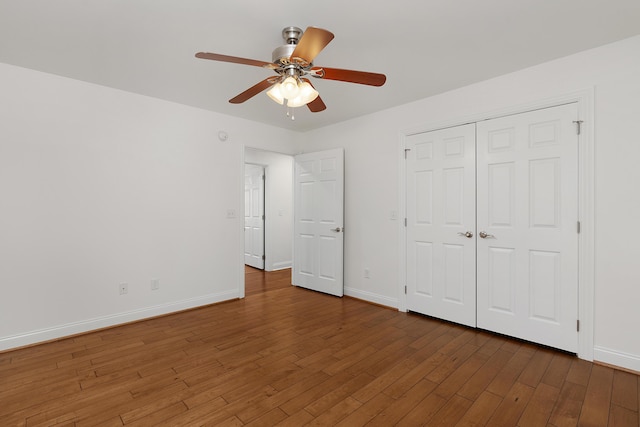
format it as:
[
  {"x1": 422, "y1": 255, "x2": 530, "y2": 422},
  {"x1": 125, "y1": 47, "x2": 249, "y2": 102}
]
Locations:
[
  {"x1": 307, "y1": 95, "x2": 327, "y2": 113},
  {"x1": 290, "y1": 27, "x2": 334, "y2": 66},
  {"x1": 302, "y1": 79, "x2": 326, "y2": 112},
  {"x1": 229, "y1": 78, "x2": 274, "y2": 104},
  {"x1": 311, "y1": 67, "x2": 386, "y2": 87},
  {"x1": 195, "y1": 52, "x2": 276, "y2": 69}
]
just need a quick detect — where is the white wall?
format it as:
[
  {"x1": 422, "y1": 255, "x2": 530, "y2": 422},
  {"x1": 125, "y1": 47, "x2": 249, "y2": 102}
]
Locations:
[
  {"x1": 302, "y1": 35, "x2": 640, "y2": 372},
  {"x1": 0, "y1": 63, "x2": 297, "y2": 350},
  {"x1": 244, "y1": 148, "x2": 293, "y2": 271}
]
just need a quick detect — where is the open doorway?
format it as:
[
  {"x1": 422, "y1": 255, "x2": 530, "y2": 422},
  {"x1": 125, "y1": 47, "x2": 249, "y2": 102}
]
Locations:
[{"x1": 243, "y1": 147, "x2": 294, "y2": 295}]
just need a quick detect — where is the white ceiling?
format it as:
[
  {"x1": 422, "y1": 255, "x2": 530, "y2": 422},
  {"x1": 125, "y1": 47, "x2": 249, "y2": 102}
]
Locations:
[{"x1": 1, "y1": 0, "x2": 639, "y2": 132}]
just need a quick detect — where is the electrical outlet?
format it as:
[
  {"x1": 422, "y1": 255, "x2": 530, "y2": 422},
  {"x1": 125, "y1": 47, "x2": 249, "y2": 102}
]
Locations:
[
  {"x1": 119, "y1": 283, "x2": 128, "y2": 295},
  {"x1": 226, "y1": 209, "x2": 236, "y2": 219},
  {"x1": 364, "y1": 268, "x2": 370, "y2": 279},
  {"x1": 151, "y1": 279, "x2": 160, "y2": 290}
]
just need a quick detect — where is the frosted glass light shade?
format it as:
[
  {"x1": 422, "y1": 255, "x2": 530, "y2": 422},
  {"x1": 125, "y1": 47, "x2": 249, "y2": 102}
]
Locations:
[
  {"x1": 281, "y1": 76, "x2": 300, "y2": 99},
  {"x1": 266, "y1": 83, "x2": 284, "y2": 105},
  {"x1": 286, "y1": 81, "x2": 319, "y2": 108}
]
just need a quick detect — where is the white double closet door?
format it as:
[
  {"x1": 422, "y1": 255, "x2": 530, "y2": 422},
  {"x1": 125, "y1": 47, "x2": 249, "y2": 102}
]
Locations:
[{"x1": 406, "y1": 103, "x2": 579, "y2": 353}]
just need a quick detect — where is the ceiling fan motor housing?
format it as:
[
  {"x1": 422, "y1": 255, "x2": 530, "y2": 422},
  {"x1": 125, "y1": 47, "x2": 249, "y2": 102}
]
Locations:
[
  {"x1": 272, "y1": 26, "x2": 310, "y2": 67},
  {"x1": 272, "y1": 44, "x2": 297, "y2": 66}
]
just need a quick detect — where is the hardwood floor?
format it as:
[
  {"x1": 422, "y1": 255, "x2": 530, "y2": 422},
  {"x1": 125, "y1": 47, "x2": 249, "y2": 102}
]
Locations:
[
  {"x1": 244, "y1": 266, "x2": 292, "y2": 296},
  {"x1": 1, "y1": 268, "x2": 638, "y2": 426}
]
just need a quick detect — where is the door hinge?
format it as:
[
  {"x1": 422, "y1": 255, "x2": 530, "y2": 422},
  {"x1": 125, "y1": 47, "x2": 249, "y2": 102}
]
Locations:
[
  {"x1": 404, "y1": 148, "x2": 411, "y2": 159},
  {"x1": 262, "y1": 214, "x2": 265, "y2": 220},
  {"x1": 262, "y1": 175, "x2": 265, "y2": 181},
  {"x1": 577, "y1": 319, "x2": 580, "y2": 332},
  {"x1": 573, "y1": 120, "x2": 583, "y2": 135},
  {"x1": 404, "y1": 285, "x2": 407, "y2": 294},
  {"x1": 577, "y1": 221, "x2": 581, "y2": 234},
  {"x1": 404, "y1": 218, "x2": 407, "y2": 227},
  {"x1": 262, "y1": 255, "x2": 265, "y2": 260}
]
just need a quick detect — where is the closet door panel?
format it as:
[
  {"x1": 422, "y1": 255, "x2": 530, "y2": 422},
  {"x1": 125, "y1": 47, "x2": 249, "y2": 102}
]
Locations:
[
  {"x1": 476, "y1": 103, "x2": 579, "y2": 353},
  {"x1": 406, "y1": 123, "x2": 476, "y2": 327}
]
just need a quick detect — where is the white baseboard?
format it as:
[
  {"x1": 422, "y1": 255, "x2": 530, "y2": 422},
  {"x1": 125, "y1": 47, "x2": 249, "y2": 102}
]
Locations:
[
  {"x1": 270, "y1": 261, "x2": 292, "y2": 271},
  {"x1": 344, "y1": 287, "x2": 398, "y2": 309},
  {"x1": 594, "y1": 346, "x2": 640, "y2": 373},
  {"x1": 0, "y1": 290, "x2": 239, "y2": 352}
]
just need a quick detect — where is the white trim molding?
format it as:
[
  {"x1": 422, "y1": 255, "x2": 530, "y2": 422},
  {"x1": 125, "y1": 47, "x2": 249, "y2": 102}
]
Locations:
[
  {"x1": 594, "y1": 346, "x2": 640, "y2": 374},
  {"x1": 345, "y1": 287, "x2": 398, "y2": 309},
  {"x1": 0, "y1": 290, "x2": 239, "y2": 352}
]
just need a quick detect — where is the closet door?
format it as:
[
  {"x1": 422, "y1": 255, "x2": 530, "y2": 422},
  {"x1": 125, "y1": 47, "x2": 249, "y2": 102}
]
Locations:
[
  {"x1": 406, "y1": 124, "x2": 477, "y2": 327},
  {"x1": 476, "y1": 103, "x2": 579, "y2": 352}
]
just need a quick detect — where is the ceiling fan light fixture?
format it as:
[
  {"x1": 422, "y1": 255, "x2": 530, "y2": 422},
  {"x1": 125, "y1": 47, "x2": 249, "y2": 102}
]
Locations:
[
  {"x1": 197, "y1": 26, "x2": 385, "y2": 116},
  {"x1": 266, "y1": 83, "x2": 285, "y2": 105},
  {"x1": 287, "y1": 81, "x2": 319, "y2": 108}
]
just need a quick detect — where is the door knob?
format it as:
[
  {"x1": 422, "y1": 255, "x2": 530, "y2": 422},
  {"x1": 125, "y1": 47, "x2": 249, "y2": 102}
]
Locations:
[
  {"x1": 331, "y1": 227, "x2": 343, "y2": 232},
  {"x1": 457, "y1": 231, "x2": 473, "y2": 238},
  {"x1": 479, "y1": 231, "x2": 495, "y2": 239}
]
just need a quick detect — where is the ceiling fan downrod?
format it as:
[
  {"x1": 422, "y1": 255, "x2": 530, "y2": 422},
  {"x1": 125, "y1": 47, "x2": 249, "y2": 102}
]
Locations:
[{"x1": 282, "y1": 26, "x2": 303, "y2": 45}]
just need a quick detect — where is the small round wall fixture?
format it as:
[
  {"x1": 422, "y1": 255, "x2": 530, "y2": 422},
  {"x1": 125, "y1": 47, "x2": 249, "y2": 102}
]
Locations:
[{"x1": 218, "y1": 131, "x2": 228, "y2": 142}]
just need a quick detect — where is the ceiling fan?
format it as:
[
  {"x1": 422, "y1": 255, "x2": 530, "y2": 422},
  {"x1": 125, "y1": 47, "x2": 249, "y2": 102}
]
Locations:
[{"x1": 195, "y1": 26, "x2": 386, "y2": 117}]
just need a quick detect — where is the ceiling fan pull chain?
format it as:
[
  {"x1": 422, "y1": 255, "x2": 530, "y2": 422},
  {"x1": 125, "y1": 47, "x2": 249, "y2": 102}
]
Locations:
[{"x1": 285, "y1": 105, "x2": 295, "y2": 120}]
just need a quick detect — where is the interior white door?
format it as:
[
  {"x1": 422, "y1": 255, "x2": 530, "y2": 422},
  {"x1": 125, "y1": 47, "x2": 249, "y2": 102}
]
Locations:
[
  {"x1": 244, "y1": 164, "x2": 265, "y2": 269},
  {"x1": 406, "y1": 123, "x2": 477, "y2": 327},
  {"x1": 293, "y1": 148, "x2": 344, "y2": 297},
  {"x1": 476, "y1": 103, "x2": 579, "y2": 352}
]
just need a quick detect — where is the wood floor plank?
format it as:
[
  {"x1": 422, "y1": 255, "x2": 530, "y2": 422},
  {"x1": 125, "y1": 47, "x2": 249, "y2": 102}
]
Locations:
[
  {"x1": 0, "y1": 267, "x2": 637, "y2": 426},
  {"x1": 518, "y1": 382, "x2": 561, "y2": 427},
  {"x1": 457, "y1": 347, "x2": 515, "y2": 401},
  {"x1": 486, "y1": 381, "x2": 535, "y2": 425},
  {"x1": 426, "y1": 342, "x2": 483, "y2": 385},
  {"x1": 548, "y1": 380, "x2": 588, "y2": 427},
  {"x1": 278, "y1": 369, "x2": 356, "y2": 416},
  {"x1": 608, "y1": 404, "x2": 639, "y2": 427},
  {"x1": 541, "y1": 352, "x2": 574, "y2": 389},
  {"x1": 367, "y1": 378, "x2": 438, "y2": 426},
  {"x1": 236, "y1": 370, "x2": 329, "y2": 422},
  {"x1": 351, "y1": 357, "x2": 418, "y2": 403},
  {"x1": 566, "y1": 357, "x2": 593, "y2": 386},
  {"x1": 333, "y1": 392, "x2": 395, "y2": 426},
  {"x1": 306, "y1": 396, "x2": 362, "y2": 426},
  {"x1": 485, "y1": 345, "x2": 535, "y2": 397},
  {"x1": 433, "y1": 352, "x2": 489, "y2": 399},
  {"x1": 303, "y1": 372, "x2": 376, "y2": 417},
  {"x1": 395, "y1": 390, "x2": 447, "y2": 426},
  {"x1": 455, "y1": 390, "x2": 503, "y2": 427},
  {"x1": 611, "y1": 369, "x2": 639, "y2": 411},
  {"x1": 518, "y1": 348, "x2": 554, "y2": 388},
  {"x1": 579, "y1": 364, "x2": 615, "y2": 427},
  {"x1": 428, "y1": 394, "x2": 474, "y2": 426},
  {"x1": 272, "y1": 409, "x2": 315, "y2": 426}
]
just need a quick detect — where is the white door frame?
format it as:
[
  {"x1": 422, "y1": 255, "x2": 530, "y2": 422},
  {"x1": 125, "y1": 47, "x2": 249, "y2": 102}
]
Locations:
[
  {"x1": 238, "y1": 146, "x2": 296, "y2": 299},
  {"x1": 398, "y1": 89, "x2": 595, "y2": 361}
]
